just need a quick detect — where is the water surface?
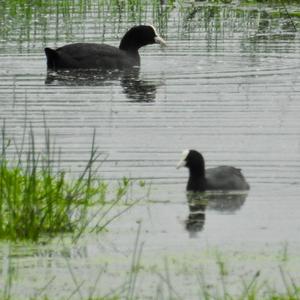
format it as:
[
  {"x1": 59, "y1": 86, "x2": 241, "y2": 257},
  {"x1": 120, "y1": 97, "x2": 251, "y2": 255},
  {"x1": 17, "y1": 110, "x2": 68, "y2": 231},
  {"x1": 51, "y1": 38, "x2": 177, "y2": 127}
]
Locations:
[{"x1": 0, "y1": 1, "x2": 300, "y2": 298}]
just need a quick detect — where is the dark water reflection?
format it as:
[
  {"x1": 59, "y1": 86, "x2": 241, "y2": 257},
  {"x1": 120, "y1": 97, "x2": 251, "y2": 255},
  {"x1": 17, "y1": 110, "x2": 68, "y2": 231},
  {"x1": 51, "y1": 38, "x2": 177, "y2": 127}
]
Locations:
[
  {"x1": 120, "y1": 74, "x2": 158, "y2": 103},
  {"x1": 250, "y1": 10, "x2": 296, "y2": 41},
  {"x1": 45, "y1": 68, "x2": 158, "y2": 102},
  {"x1": 185, "y1": 192, "x2": 207, "y2": 235},
  {"x1": 185, "y1": 192, "x2": 248, "y2": 237}
]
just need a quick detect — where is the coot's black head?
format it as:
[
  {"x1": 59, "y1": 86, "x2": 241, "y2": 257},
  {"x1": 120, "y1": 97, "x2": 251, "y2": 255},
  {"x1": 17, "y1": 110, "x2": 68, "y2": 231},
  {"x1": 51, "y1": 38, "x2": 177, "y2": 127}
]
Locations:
[
  {"x1": 177, "y1": 150, "x2": 205, "y2": 173},
  {"x1": 119, "y1": 25, "x2": 166, "y2": 52},
  {"x1": 177, "y1": 149, "x2": 206, "y2": 192}
]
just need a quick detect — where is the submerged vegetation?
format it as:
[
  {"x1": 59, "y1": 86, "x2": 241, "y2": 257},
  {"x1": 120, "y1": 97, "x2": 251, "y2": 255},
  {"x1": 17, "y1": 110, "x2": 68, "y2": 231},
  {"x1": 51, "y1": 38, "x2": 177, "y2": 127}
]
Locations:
[
  {"x1": 1, "y1": 237, "x2": 300, "y2": 299},
  {"x1": 0, "y1": 123, "x2": 139, "y2": 241}
]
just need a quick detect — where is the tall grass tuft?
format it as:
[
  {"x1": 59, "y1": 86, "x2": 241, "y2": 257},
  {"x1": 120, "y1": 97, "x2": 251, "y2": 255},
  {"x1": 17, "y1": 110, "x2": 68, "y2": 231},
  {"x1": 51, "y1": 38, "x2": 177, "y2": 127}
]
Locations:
[{"x1": 0, "y1": 122, "x2": 129, "y2": 242}]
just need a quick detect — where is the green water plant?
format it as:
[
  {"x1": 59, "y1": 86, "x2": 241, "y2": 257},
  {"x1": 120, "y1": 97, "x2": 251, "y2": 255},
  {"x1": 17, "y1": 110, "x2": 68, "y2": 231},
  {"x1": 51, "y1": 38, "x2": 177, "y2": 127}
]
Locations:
[{"x1": 0, "y1": 122, "x2": 137, "y2": 242}]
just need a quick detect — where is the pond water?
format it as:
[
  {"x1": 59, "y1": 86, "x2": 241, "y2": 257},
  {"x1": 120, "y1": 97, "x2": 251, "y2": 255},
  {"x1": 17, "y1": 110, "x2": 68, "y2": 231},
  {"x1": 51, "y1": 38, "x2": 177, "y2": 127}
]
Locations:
[{"x1": 0, "y1": 1, "x2": 300, "y2": 299}]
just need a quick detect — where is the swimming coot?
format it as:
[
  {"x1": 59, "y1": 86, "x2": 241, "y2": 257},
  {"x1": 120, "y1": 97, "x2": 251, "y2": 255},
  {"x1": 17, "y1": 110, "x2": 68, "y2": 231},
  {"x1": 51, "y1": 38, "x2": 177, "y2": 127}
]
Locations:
[
  {"x1": 177, "y1": 149, "x2": 250, "y2": 192},
  {"x1": 44, "y1": 25, "x2": 166, "y2": 70}
]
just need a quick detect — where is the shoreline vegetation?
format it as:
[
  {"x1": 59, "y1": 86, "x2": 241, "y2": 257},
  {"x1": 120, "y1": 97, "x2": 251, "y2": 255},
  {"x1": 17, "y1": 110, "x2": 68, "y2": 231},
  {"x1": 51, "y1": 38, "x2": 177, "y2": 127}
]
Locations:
[
  {"x1": 0, "y1": 122, "x2": 141, "y2": 242},
  {"x1": 0, "y1": 0, "x2": 298, "y2": 50}
]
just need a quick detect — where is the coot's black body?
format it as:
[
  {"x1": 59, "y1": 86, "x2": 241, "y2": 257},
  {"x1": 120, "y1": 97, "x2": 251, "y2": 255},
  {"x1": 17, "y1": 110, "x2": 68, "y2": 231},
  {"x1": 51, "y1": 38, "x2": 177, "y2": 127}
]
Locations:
[
  {"x1": 177, "y1": 150, "x2": 250, "y2": 192},
  {"x1": 44, "y1": 25, "x2": 166, "y2": 70}
]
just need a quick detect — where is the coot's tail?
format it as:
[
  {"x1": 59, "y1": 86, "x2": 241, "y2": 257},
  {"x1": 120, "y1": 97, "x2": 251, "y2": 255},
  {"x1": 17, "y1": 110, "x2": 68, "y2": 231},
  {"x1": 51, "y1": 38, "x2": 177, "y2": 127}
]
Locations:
[{"x1": 44, "y1": 47, "x2": 58, "y2": 69}]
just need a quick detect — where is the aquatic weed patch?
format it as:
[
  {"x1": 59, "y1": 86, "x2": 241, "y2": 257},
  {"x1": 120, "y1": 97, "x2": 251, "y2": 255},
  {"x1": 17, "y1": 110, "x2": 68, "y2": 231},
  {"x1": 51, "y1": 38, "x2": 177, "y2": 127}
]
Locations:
[{"x1": 0, "y1": 125, "x2": 137, "y2": 242}]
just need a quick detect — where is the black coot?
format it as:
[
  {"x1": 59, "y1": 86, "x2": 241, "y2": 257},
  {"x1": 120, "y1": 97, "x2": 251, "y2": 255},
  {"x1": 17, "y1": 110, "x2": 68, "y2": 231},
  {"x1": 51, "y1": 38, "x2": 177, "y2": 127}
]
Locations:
[
  {"x1": 177, "y1": 149, "x2": 250, "y2": 192},
  {"x1": 44, "y1": 25, "x2": 166, "y2": 70}
]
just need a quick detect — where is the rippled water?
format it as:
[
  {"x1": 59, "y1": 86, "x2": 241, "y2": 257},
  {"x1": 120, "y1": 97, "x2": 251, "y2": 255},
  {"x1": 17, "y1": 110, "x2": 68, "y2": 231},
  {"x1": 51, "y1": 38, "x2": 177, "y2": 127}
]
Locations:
[{"x1": 0, "y1": 1, "x2": 300, "y2": 298}]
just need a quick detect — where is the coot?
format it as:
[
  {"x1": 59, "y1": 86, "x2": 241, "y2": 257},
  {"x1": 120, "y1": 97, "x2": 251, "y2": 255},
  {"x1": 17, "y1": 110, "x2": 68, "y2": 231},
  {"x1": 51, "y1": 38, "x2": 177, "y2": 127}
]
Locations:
[
  {"x1": 177, "y1": 149, "x2": 250, "y2": 192},
  {"x1": 44, "y1": 25, "x2": 166, "y2": 70}
]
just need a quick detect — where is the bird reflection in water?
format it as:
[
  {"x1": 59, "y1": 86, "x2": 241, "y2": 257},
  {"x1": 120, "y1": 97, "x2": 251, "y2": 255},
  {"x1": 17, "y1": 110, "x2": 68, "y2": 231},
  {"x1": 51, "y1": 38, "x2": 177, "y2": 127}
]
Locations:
[
  {"x1": 185, "y1": 192, "x2": 207, "y2": 236},
  {"x1": 120, "y1": 73, "x2": 157, "y2": 103},
  {"x1": 45, "y1": 68, "x2": 158, "y2": 102},
  {"x1": 185, "y1": 191, "x2": 248, "y2": 237}
]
